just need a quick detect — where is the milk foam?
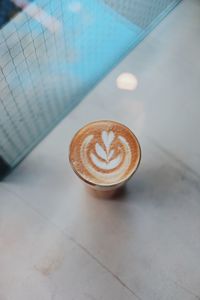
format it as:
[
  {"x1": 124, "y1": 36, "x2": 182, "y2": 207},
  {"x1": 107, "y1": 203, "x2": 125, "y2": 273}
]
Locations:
[
  {"x1": 80, "y1": 130, "x2": 132, "y2": 184},
  {"x1": 69, "y1": 121, "x2": 141, "y2": 186}
]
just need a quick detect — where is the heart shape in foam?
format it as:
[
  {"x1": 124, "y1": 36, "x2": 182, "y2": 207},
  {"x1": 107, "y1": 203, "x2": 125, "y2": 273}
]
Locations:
[
  {"x1": 94, "y1": 131, "x2": 115, "y2": 163},
  {"x1": 102, "y1": 131, "x2": 115, "y2": 152}
]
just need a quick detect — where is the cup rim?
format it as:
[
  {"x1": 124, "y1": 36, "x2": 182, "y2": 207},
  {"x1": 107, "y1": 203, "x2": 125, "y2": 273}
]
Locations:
[{"x1": 69, "y1": 120, "x2": 142, "y2": 188}]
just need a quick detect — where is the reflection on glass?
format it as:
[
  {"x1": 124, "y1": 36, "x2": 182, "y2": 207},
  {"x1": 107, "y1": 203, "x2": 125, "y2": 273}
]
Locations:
[
  {"x1": 116, "y1": 73, "x2": 138, "y2": 91},
  {"x1": 12, "y1": 0, "x2": 61, "y2": 32},
  {"x1": 68, "y1": 1, "x2": 82, "y2": 13}
]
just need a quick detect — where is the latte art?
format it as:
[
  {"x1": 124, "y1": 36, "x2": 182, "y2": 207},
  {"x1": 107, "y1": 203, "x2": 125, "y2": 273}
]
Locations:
[
  {"x1": 69, "y1": 121, "x2": 141, "y2": 187},
  {"x1": 86, "y1": 131, "x2": 124, "y2": 170},
  {"x1": 91, "y1": 131, "x2": 118, "y2": 170}
]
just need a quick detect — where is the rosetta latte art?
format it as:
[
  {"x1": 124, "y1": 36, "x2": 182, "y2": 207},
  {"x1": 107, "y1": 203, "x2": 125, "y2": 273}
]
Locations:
[
  {"x1": 69, "y1": 120, "x2": 141, "y2": 187},
  {"x1": 80, "y1": 130, "x2": 132, "y2": 184}
]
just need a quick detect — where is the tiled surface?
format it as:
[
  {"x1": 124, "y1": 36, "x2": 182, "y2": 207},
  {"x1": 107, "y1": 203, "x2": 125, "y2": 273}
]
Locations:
[
  {"x1": 0, "y1": 0, "x2": 143, "y2": 166},
  {"x1": 1, "y1": 0, "x2": 200, "y2": 299},
  {"x1": 104, "y1": 0, "x2": 180, "y2": 28},
  {"x1": 0, "y1": 188, "x2": 139, "y2": 300}
]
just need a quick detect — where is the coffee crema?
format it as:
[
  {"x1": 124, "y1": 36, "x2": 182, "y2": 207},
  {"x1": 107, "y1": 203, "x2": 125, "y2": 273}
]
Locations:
[{"x1": 69, "y1": 120, "x2": 141, "y2": 188}]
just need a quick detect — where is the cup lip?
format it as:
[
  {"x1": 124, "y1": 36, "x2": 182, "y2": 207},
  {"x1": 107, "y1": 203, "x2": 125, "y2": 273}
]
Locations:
[{"x1": 69, "y1": 119, "x2": 142, "y2": 188}]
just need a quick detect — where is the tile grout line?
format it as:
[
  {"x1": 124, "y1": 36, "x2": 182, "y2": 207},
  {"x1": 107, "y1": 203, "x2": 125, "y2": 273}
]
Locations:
[
  {"x1": 67, "y1": 235, "x2": 143, "y2": 300},
  {"x1": 146, "y1": 135, "x2": 200, "y2": 180},
  {"x1": 1, "y1": 184, "x2": 142, "y2": 300},
  {"x1": 170, "y1": 279, "x2": 200, "y2": 300}
]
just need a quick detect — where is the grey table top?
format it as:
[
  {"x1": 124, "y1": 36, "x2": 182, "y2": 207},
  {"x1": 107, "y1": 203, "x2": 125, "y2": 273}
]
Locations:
[{"x1": 0, "y1": 0, "x2": 200, "y2": 299}]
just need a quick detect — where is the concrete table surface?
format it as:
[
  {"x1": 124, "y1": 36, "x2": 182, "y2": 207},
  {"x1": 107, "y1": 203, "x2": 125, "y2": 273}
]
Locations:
[{"x1": 0, "y1": 0, "x2": 200, "y2": 299}]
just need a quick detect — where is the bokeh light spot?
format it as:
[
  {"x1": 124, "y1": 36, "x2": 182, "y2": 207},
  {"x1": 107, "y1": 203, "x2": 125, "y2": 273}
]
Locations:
[{"x1": 116, "y1": 72, "x2": 138, "y2": 91}]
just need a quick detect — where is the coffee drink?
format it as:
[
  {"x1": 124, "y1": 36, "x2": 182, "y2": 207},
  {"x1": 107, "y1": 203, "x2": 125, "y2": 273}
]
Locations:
[{"x1": 69, "y1": 120, "x2": 141, "y2": 190}]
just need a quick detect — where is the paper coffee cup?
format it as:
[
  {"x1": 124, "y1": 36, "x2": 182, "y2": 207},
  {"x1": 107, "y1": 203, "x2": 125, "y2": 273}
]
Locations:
[{"x1": 69, "y1": 120, "x2": 141, "y2": 193}]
